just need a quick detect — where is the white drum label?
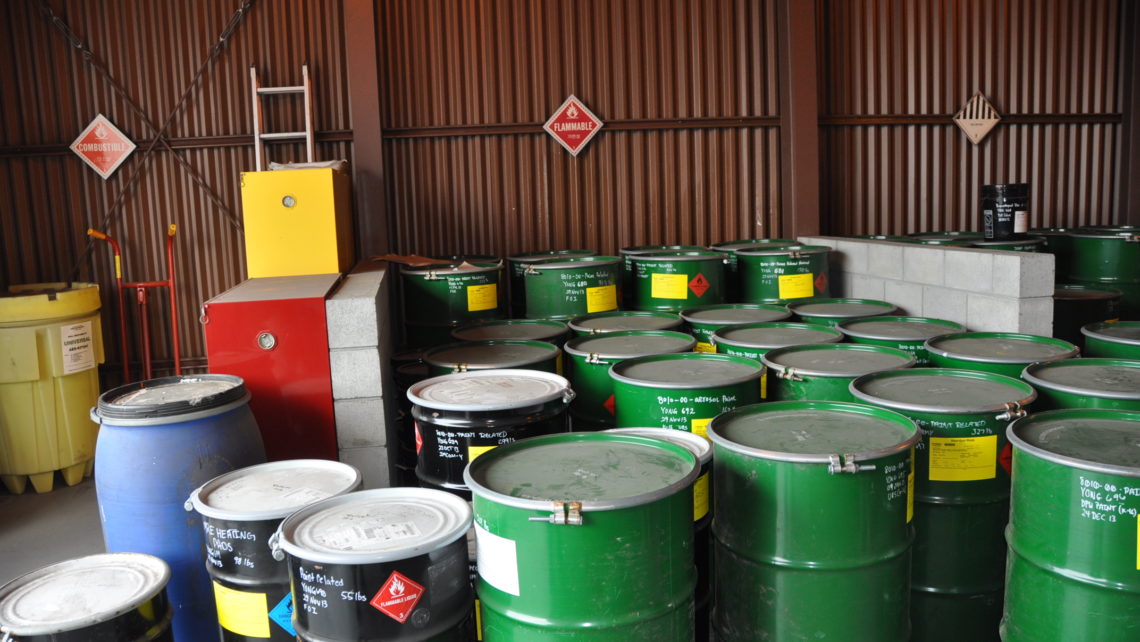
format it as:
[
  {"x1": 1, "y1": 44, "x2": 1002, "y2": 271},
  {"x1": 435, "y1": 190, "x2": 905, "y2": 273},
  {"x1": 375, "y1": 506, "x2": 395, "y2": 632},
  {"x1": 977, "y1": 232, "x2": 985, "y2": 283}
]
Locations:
[
  {"x1": 475, "y1": 523, "x2": 519, "y2": 596},
  {"x1": 61, "y1": 321, "x2": 95, "y2": 374}
]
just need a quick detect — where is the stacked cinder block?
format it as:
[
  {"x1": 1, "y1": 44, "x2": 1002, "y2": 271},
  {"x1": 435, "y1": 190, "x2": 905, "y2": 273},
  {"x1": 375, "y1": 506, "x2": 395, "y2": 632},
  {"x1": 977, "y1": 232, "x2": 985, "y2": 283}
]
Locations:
[
  {"x1": 799, "y1": 237, "x2": 1054, "y2": 335},
  {"x1": 326, "y1": 261, "x2": 396, "y2": 488}
]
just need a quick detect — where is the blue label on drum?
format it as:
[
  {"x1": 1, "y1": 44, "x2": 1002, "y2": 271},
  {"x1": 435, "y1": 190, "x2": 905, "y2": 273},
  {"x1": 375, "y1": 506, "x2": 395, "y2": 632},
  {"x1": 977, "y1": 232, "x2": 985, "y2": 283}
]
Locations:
[{"x1": 269, "y1": 593, "x2": 297, "y2": 636}]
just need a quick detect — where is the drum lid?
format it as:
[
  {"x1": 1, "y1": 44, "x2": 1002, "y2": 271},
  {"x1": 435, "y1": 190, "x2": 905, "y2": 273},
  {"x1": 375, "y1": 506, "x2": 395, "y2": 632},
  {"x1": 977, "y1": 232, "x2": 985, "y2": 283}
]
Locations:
[
  {"x1": 763, "y1": 344, "x2": 914, "y2": 377},
  {"x1": 851, "y1": 368, "x2": 1037, "y2": 414},
  {"x1": 189, "y1": 460, "x2": 362, "y2": 521},
  {"x1": 409, "y1": 370, "x2": 571, "y2": 411},
  {"x1": 789, "y1": 298, "x2": 896, "y2": 319},
  {"x1": 452, "y1": 320, "x2": 567, "y2": 342},
  {"x1": 681, "y1": 304, "x2": 790, "y2": 324},
  {"x1": 611, "y1": 353, "x2": 762, "y2": 388},
  {"x1": 714, "y1": 322, "x2": 843, "y2": 349},
  {"x1": 96, "y1": 374, "x2": 247, "y2": 419},
  {"x1": 565, "y1": 331, "x2": 695, "y2": 360},
  {"x1": 927, "y1": 333, "x2": 1076, "y2": 363},
  {"x1": 839, "y1": 316, "x2": 963, "y2": 341},
  {"x1": 569, "y1": 311, "x2": 682, "y2": 333},
  {"x1": 1009, "y1": 409, "x2": 1140, "y2": 476},
  {"x1": 1022, "y1": 359, "x2": 1140, "y2": 400},
  {"x1": 425, "y1": 340, "x2": 558, "y2": 369}
]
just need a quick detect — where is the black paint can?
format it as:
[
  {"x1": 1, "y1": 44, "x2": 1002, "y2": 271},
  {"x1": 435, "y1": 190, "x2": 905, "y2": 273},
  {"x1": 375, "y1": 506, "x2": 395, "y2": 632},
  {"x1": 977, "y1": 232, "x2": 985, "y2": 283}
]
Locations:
[{"x1": 981, "y1": 183, "x2": 1029, "y2": 240}]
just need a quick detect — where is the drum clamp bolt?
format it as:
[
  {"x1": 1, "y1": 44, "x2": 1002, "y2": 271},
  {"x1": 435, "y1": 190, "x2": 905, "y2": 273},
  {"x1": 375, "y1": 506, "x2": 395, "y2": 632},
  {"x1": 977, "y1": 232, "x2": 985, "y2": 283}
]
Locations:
[
  {"x1": 453, "y1": 363, "x2": 469, "y2": 373},
  {"x1": 525, "y1": 265, "x2": 540, "y2": 275},
  {"x1": 1126, "y1": 235, "x2": 1139, "y2": 243},
  {"x1": 585, "y1": 353, "x2": 606, "y2": 365},
  {"x1": 529, "y1": 500, "x2": 583, "y2": 526},
  {"x1": 995, "y1": 402, "x2": 1026, "y2": 421},
  {"x1": 269, "y1": 532, "x2": 285, "y2": 561},
  {"x1": 777, "y1": 368, "x2": 804, "y2": 382},
  {"x1": 828, "y1": 454, "x2": 876, "y2": 474},
  {"x1": 789, "y1": 250, "x2": 803, "y2": 259},
  {"x1": 425, "y1": 271, "x2": 442, "y2": 281}
]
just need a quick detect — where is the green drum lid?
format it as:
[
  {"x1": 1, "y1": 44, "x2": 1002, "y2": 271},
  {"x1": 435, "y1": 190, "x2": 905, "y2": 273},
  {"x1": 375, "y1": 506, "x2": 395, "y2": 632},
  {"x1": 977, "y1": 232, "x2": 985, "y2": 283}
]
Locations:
[
  {"x1": 508, "y1": 249, "x2": 595, "y2": 264},
  {"x1": 680, "y1": 303, "x2": 791, "y2": 325},
  {"x1": 709, "y1": 238, "x2": 795, "y2": 251},
  {"x1": 762, "y1": 344, "x2": 915, "y2": 378},
  {"x1": 408, "y1": 369, "x2": 572, "y2": 412},
  {"x1": 707, "y1": 401, "x2": 919, "y2": 463},
  {"x1": 423, "y1": 339, "x2": 559, "y2": 369},
  {"x1": 629, "y1": 250, "x2": 727, "y2": 263},
  {"x1": 838, "y1": 315, "x2": 965, "y2": 341},
  {"x1": 0, "y1": 553, "x2": 171, "y2": 636},
  {"x1": 605, "y1": 427, "x2": 712, "y2": 466},
  {"x1": 1022, "y1": 359, "x2": 1140, "y2": 401},
  {"x1": 788, "y1": 298, "x2": 897, "y2": 320},
  {"x1": 564, "y1": 330, "x2": 696, "y2": 360},
  {"x1": 1054, "y1": 283, "x2": 1124, "y2": 301},
  {"x1": 1071, "y1": 229, "x2": 1140, "y2": 240},
  {"x1": 273, "y1": 488, "x2": 471, "y2": 564},
  {"x1": 620, "y1": 244, "x2": 704, "y2": 256},
  {"x1": 610, "y1": 353, "x2": 763, "y2": 389},
  {"x1": 1082, "y1": 321, "x2": 1140, "y2": 346},
  {"x1": 712, "y1": 322, "x2": 844, "y2": 350},
  {"x1": 463, "y1": 433, "x2": 698, "y2": 511},
  {"x1": 188, "y1": 459, "x2": 362, "y2": 522},
  {"x1": 1008, "y1": 409, "x2": 1140, "y2": 477},
  {"x1": 401, "y1": 261, "x2": 501, "y2": 276},
  {"x1": 925, "y1": 332, "x2": 1079, "y2": 364},
  {"x1": 734, "y1": 244, "x2": 831, "y2": 257},
  {"x1": 452, "y1": 319, "x2": 568, "y2": 342},
  {"x1": 568, "y1": 310, "x2": 683, "y2": 333},
  {"x1": 528, "y1": 255, "x2": 620, "y2": 270},
  {"x1": 850, "y1": 368, "x2": 1037, "y2": 414}
]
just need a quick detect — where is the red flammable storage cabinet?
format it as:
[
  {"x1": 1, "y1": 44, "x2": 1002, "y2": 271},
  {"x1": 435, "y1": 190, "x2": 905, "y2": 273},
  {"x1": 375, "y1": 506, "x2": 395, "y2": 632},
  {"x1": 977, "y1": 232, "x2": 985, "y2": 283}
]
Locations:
[{"x1": 202, "y1": 274, "x2": 341, "y2": 461}]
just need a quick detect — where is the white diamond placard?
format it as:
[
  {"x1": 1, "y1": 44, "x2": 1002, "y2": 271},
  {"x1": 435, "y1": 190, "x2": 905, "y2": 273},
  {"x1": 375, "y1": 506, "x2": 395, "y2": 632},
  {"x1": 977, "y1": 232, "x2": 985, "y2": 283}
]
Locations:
[
  {"x1": 543, "y1": 95, "x2": 603, "y2": 156},
  {"x1": 70, "y1": 114, "x2": 136, "y2": 179},
  {"x1": 953, "y1": 93, "x2": 1001, "y2": 145}
]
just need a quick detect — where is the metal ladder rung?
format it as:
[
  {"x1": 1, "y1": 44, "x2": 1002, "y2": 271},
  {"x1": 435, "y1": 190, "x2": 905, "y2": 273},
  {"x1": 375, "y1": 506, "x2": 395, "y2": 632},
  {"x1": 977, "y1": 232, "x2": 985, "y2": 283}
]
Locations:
[
  {"x1": 259, "y1": 132, "x2": 308, "y2": 140},
  {"x1": 257, "y1": 86, "x2": 305, "y2": 95},
  {"x1": 250, "y1": 64, "x2": 315, "y2": 171}
]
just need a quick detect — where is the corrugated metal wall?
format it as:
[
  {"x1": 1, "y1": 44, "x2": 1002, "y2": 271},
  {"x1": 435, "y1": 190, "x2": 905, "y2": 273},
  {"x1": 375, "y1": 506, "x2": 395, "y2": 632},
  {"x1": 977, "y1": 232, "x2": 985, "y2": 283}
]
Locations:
[
  {"x1": 377, "y1": 0, "x2": 784, "y2": 256},
  {"x1": 818, "y1": 0, "x2": 1128, "y2": 235},
  {"x1": 0, "y1": 0, "x2": 352, "y2": 378}
]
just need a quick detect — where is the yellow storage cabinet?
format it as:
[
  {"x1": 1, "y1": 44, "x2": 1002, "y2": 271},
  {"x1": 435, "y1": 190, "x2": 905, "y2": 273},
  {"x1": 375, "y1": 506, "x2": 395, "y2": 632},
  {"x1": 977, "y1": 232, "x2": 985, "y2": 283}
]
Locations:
[
  {"x1": 240, "y1": 167, "x2": 355, "y2": 278},
  {"x1": 0, "y1": 282, "x2": 105, "y2": 493}
]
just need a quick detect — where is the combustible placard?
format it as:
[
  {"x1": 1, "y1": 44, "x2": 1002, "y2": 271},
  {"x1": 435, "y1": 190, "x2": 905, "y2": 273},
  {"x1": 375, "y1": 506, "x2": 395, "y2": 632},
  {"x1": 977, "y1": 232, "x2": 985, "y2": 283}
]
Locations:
[
  {"x1": 543, "y1": 95, "x2": 604, "y2": 156},
  {"x1": 70, "y1": 114, "x2": 136, "y2": 179}
]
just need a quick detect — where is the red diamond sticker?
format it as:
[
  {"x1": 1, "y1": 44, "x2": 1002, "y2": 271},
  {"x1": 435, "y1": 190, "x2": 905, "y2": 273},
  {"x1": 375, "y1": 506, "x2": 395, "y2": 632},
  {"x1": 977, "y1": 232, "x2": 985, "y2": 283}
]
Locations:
[
  {"x1": 414, "y1": 423, "x2": 423, "y2": 454},
  {"x1": 543, "y1": 95, "x2": 604, "y2": 156},
  {"x1": 999, "y1": 443, "x2": 1013, "y2": 476},
  {"x1": 603, "y1": 394, "x2": 616, "y2": 416},
  {"x1": 371, "y1": 571, "x2": 425, "y2": 623},
  {"x1": 689, "y1": 274, "x2": 710, "y2": 298},
  {"x1": 813, "y1": 271, "x2": 828, "y2": 295},
  {"x1": 70, "y1": 114, "x2": 136, "y2": 180}
]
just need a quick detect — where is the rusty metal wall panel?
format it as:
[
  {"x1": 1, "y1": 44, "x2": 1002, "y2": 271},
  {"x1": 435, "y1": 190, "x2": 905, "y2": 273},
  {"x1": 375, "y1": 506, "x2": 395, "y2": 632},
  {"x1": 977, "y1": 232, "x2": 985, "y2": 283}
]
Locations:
[
  {"x1": 378, "y1": 0, "x2": 783, "y2": 254},
  {"x1": 818, "y1": 0, "x2": 1128, "y2": 234},
  {"x1": 1, "y1": 0, "x2": 352, "y2": 379}
]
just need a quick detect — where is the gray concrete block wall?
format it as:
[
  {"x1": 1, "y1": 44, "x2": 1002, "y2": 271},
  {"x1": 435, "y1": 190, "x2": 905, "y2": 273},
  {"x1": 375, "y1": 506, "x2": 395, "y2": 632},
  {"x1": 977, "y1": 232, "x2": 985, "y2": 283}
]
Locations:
[
  {"x1": 801, "y1": 236, "x2": 1054, "y2": 335},
  {"x1": 326, "y1": 261, "x2": 397, "y2": 489}
]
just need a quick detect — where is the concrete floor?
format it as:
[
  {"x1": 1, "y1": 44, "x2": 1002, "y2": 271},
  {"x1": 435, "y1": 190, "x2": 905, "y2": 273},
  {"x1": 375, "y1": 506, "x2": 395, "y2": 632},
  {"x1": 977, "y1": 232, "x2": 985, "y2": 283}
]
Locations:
[{"x1": 0, "y1": 476, "x2": 105, "y2": 585}]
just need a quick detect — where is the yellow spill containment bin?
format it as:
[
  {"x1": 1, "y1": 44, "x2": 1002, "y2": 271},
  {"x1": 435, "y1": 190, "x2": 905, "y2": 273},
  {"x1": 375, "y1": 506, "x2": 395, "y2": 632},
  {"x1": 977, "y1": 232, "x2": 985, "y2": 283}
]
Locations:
[
  {"x1": 0, "y1": 282, "x2": 104, "y2": 493},
  {"x1": 240, "y1": 167, "x2": 355, "y2": 278}
]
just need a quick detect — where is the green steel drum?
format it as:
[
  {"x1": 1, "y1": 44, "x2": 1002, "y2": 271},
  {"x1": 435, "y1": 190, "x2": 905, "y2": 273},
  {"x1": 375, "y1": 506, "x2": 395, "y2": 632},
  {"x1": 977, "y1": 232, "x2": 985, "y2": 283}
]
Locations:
[
  {"x1": 465, "y1": 432, "x2": 699, "y2": 640},
  {"x1": 610, "y1": 353, "x2": 764, "y2": 436},
  {"x1": 838, "y1": 315, "x2": 965, "y2": 365},
  {"x1": 708, "y1": 239, "x2": 795, "y2": 300},
  {"x1": 629, "y1": 251, "x2": 728, "y2": 312},
  {"x1": 904, "y1": 233, "x2": 983, "y2": 246},
  {"x1": 1001, "y1": 409, "x2": 1140, "y2": 642},
  {"x1": 451, "y1": 319, "x2": 570, "y2": 346},
  {"x1": 1082, "y1": 321, "x2": 1140, "y2": 359},
  {"x1": 761, "y1": 343, "x2": 915, "y2": 402},
  {"x1": 619, "y1": 245, "x2": 704, "y2": 307},
  {"x1": 735, "y1": 245, "x2": 832, "y2": 303},
  {"x1": 679, "y1": 303, "x2": 791, "y2": 353},
  {"x1": 567, "y1": 310, "x2": 684, "y2": 336},
  {"x1": 1052, "y1": 284, "x2": 1122, "y2": 346},
  {"x1": 968, "y1": 237, "x2": 1046, "y2": 252},
  {"x1": 523, "y1": 256, "x2": 620, "y2": 320},
  {"x1": 563, "y1": 331, "x2": 697, "y2": 430},
  {"x1": 707, "y1": 401, "x2": 919, "y2": 641},
  {"x1": 1020, "y1": 358, "x2": 1140, "y2": 411},
  {"x1": 1066, "y1": 229, "x2": 1140, "y2": 318},
  {"x1": 925, "y1": 332, "x2": 1079, "y2": 378},
  {"x1": 850, "y1": 369, "x2": 1037, "y2": 642},
  {"x1": 423, "y1": 340, "x2": 561, "y2": 376},
  {"x1": 787, "y1": 297, "x2": 898, "y2": 327},
  {"x1": 507, "y1": 250, "x2": 596, "y2": 316},
  {"x1": 401, "y1": 262, "x2": 504, "y2": 347}
]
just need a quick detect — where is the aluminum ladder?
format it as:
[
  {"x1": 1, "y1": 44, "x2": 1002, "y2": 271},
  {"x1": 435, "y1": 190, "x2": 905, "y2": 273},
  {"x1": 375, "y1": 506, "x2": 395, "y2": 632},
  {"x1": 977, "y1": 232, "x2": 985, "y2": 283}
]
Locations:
[{"x1": 249, "y1": 64, "x2": 315, "y2": 171}]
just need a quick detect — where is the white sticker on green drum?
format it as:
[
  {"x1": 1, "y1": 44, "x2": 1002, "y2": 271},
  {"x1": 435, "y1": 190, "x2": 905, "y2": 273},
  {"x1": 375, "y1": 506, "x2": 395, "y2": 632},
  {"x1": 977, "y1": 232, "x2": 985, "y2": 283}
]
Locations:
[
  {"x1": 475, "y1": 523, "x2": 519, "y2": 596},
  {"x1": 61, "y1": 320, "x2": 95, "y2": 375}
]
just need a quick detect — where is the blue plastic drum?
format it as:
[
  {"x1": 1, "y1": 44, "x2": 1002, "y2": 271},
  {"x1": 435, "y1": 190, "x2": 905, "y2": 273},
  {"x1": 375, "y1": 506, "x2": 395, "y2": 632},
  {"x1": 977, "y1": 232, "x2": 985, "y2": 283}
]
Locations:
[{"x1": 93, "y1": 375, "x2": 265, "y2": 642}]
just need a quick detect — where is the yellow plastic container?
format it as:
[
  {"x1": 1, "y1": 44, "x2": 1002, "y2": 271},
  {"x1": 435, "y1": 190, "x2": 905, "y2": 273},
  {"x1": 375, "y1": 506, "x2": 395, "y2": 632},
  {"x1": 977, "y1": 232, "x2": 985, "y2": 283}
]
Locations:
[
  {"x1": 240, "y1": 168, "x2": 355, "y2": 278},
  {"x1": 0, "y1": 282, "x2": 104, "y2": 493}
]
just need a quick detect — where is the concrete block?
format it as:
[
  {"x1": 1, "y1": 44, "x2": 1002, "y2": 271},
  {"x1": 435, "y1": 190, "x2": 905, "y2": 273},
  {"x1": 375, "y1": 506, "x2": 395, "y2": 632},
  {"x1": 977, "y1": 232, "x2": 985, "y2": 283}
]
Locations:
[
  {"x1": 884, "y1": 280, "x2": 924, "y2": 316},
  {"x1": 330, "y1": 347, "x2": 384, "y2": 399},
  {"x1": 848, "y1": 274, "x2": 886, "y2": 300},
  {"x1": 945, "y1": 248, "x2": 994, "y2": 293},
  {"x1": 867, "y1": 243, "x2": 905, "y2": 280},
  {"x1": 326, "y1": 262, "x2": 390, "y2": 349},
  {"x1": 798, "y1": 236, "x2": 839, "y2": 249},
  {"x1": 902, "y1": 245, "x2": 945, "y2": 285},
  {"x1": 922, "y1": 286, "x2": 968, "y2": 327},
  {"x1": 335, "y1": 397, "x2": 387, "y2": 449},
  {"x1": 835, "y1": 241, "x2": 870, "y2": 274},
  {"x1": 338, "y1": 446, "x2": 392, "y2": 489},
  {"x1": 991, "y1": 252, "x2": 1055, "y2": 298},
  {"x1": 966, "y1": 293, "x2": 1021, "y2": 332},
  {"x1": 1015, "y1": 296, "x2": 1054, "y2": 336}
]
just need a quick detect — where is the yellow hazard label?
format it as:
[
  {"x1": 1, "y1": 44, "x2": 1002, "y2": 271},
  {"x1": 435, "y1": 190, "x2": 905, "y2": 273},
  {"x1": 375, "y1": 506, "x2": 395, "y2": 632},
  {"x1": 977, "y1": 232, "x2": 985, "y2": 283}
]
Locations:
[
  {"x1": 778, "y1": 272, "x2": 815, "y2": 299},
  {"x1": 907, "y1": 451, "x2": 915, "y2": 523},
  {"x1": 213, "y1": 582, "x2": 270, "y2": 638},
  {"x1": 760, "y1": 371, "x2": 768, "y2": 399},
  {"x1": 467, "y1": 284, "x2": 498, "y2": 312},
  {"x1": 586, "y1": 284, "x2": 617, "y2": 313},
  {"x1": 929, "y1": 435, "x2": 997, "y2": 482},
  {"x1": 691, "y1": 417, "x2": 712, "y2": 439},
  {"x1": 694, "y1": 341, "x2": 715, "y2": 353},
  {"x1": 476, "y1": 599, "x2": 484, "y2": 641},
  {"x1": 693, "y1": 472, "x2": 710, "y2": 521},
  {"x1": 651, "y1": 273, "x2": 689, "y2": 299},
  {"x1": 468, "y1": 445, "x2": 496, "y2": 462}
]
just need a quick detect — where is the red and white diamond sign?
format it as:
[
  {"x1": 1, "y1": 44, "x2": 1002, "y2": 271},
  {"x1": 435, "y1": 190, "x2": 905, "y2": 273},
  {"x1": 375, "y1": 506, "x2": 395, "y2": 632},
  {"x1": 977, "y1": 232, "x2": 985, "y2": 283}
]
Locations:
[
  {"x1": 689, "y1": 274, "x2": 710, "y2": 298},
  {"x1": 70, "y1": 114, "x2": 136, "y2": 180},
  {"x1": 371, "y1": 571, "x2": 425, "y2": 623},
  {"x1": 543, "y1": 95, "x2": 604, "y2": 156}
]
